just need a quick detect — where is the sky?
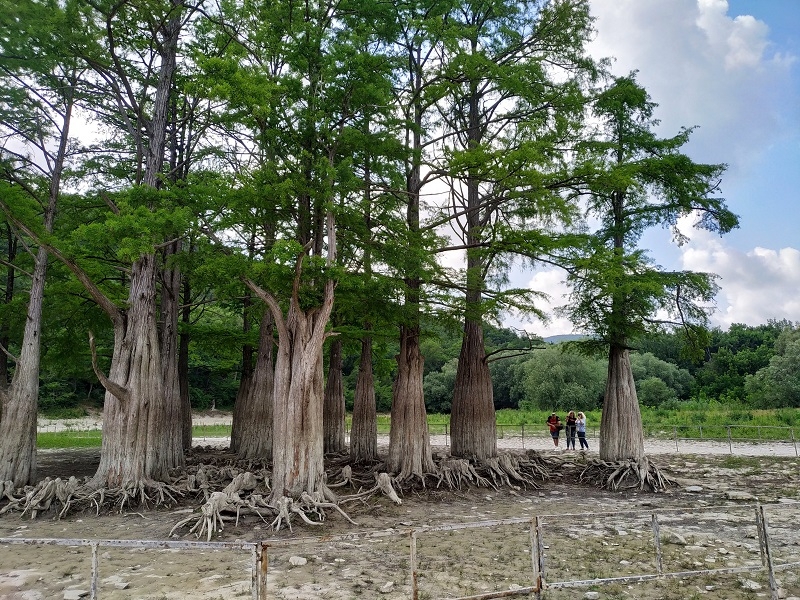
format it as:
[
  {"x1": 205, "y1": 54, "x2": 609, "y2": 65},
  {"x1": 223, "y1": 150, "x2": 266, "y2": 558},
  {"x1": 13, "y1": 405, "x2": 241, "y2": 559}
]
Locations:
[{"x1": 516, "y1": 0, "x2": 800, "y2": 338}]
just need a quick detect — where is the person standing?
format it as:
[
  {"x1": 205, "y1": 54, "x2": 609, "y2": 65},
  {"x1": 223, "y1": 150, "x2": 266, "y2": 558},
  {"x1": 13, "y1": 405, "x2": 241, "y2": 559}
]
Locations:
[
  {"x1": 546, "y1": 413, "x2": 562, "y2": 449},
  {"x1": 565, "y1": 410, "x2": 578, "y2": 450},
  {"x1": 576, "y1": 411, "x2": 589, "y2": 450}
]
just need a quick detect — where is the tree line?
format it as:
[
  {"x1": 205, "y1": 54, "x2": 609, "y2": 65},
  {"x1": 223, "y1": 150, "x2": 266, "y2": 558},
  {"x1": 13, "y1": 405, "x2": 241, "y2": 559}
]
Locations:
[{"x1": 0, "y1": 0, "x2": 738, "y2": 499}]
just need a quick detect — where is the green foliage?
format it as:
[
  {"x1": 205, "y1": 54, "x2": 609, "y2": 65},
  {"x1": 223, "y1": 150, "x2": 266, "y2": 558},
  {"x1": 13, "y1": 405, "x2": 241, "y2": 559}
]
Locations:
[
  {"x1": 515, "y1": 346, "x2": 607, "y2": 411},
  {"x1": 744, "y1": 325, "x2": 800, "y2": 408},
  {"x1": 563, "y1": 74, "x2": 738, "y2": 355}
]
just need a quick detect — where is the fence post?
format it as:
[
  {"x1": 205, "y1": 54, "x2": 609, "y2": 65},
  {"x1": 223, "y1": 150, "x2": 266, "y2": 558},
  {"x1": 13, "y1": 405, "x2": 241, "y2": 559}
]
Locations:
[
  {"x1": 521, "y1": 424, "x2": 525, "y2": 450},
  {"x1": 532, "y1": 515, "x2": 545, "y2": 600},
  {"x1": 792, "y1": 428, "x2": 798, "y2": 458},
  {"x1": 90, "y1": 541, "x2": 99, "y2": 600},
  {"x1": 727, "y1": 426, "x2": 732, "y2": 455},
  {"x1": 757, "y1": 505, "x2": 780, "y2": 600},
  {"x1": 699, "y1": 425, "x2": 703, "y2": 440},
  {"x1": 250, "y1": 542, "x2": 263, "y2": 600},
  {"x1": 674, "y1": 426, "x2": 678, "y2": 452},
  {"x1": 650, "y1": 514, "x2": 663, "y2": 576},
  {"x1": 410, "y1": 529, "x2": 419, "y2": 600}
]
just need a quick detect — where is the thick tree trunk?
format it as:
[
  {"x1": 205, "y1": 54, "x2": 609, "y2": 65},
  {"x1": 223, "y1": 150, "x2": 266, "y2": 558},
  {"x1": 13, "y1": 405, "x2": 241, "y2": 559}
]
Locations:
[
  {"x1": 268, "y1": 279, "x2": 334, "y2": 502},
  {"x1": 451, "y1": 320, "x2": 496, "y2": 460},
  {"x1": 231, "y1": 295, "x2": 255, "y2": 454},
  {"x1": 599, "y1": 345, "x2": 646, "y2": 462},
  {"x1": 387, "y1": 325, "x2": 434, "y2": 480},
  {"x1": 0, "y1": 244, "x2": 48, "y2": 486},
  {"x1": 159, "y1": 241, "x2": 185, "y2": 470},
  {"x1": 323, "y1": 336, "x2": 346, "y2": 453},
  {"x1": 90, "y1": 254, "x2": 176, "y2": 487},
  {"x1": 235, "y1": 310, "x2": 274, "y2": 461},
  {"x1": 0, "y1": 89, "x2": 72, "y2": 485},
  {"x1": 350, "y1": 333, "x2": 378, "y2": 463}
]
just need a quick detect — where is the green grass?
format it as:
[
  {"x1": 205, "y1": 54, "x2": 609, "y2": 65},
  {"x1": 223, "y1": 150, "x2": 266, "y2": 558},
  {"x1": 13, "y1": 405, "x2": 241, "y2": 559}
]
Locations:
[{"x1": 37, "y1": 430, "x2": 103, "y2": 449}]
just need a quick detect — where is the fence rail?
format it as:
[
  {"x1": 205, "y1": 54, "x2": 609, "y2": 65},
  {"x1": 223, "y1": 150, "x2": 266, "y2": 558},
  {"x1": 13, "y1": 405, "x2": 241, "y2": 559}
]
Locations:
[{"x1": 3, "y1": 501, "x2": 799, "y2": 599}]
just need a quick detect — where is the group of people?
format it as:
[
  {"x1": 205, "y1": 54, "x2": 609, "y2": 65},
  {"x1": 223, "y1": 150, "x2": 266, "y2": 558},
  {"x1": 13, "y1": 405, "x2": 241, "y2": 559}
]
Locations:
[{"x1": 546, "y1": 411, "x2": 589, "y2": 451}]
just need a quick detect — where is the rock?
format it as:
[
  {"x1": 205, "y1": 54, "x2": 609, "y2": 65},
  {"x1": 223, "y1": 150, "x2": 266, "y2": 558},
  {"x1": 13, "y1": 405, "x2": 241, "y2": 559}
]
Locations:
[
  {"x1": 662, "y1": 530, "x2": 687, "y2": 545},
  {"x1": 289, "y1": 556, "x2": 307, "y2": 567},
  {"x1": 63, "y1": 591, "x2": 88, "y2": 600},
  {"x1": 740, "y1": 579, "x2": 762, "y2": 591},
  {"x1": 685, "y1": 485, "x2": 704, "y2": 493},
  {"x1": 726, "y1": 490, "x2": 757, "y2": 501},
  {"x1": 584, "y1": 592, "x2": 600, "y2": 600},
  {"x1": 619, "y1": 560, "x2": 631, "y2": 566},
  {"x1": 380, "y1": 582, "x2": 394, "y2": 593}
]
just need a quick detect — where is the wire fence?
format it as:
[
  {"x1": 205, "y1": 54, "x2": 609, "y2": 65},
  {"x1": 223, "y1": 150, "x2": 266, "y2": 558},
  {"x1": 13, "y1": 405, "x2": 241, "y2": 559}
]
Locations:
[{"x1": 2, "y1": 501, "x2": 799, "y2": 599}]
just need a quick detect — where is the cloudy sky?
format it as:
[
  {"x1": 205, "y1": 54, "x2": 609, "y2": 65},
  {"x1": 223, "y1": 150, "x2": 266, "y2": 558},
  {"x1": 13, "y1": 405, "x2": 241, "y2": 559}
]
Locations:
[{"x1": 518, "y1": 0, "x2": 800, "y2": 337}]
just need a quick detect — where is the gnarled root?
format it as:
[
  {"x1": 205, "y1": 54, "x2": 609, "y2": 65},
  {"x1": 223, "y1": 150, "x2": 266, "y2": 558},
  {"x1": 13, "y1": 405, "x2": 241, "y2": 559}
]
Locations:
[
  {"x1": 579, "y1": 456, "x2": 675, "y2": 492},
  {"x1": 437, "y1": 458, "x2": 492, "y2": 490},
  {"x1": 339, "y1": 472, "x2": 403, "y2": 506},
  {"x1": 170, "y1": 470, "x2": 265, "y2": 540}
]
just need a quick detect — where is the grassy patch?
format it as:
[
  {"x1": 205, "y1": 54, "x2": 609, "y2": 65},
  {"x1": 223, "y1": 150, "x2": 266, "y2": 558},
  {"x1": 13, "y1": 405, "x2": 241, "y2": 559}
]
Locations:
[{"x1": 37, "y1": 430, "x2": 102, "y2": 449}]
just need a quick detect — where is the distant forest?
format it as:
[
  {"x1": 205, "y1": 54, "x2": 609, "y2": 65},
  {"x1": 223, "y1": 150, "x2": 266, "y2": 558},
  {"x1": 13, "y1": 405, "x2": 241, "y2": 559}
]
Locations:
[{"x1": 32, "y1": 316, "x2": 800, "y2": 414}]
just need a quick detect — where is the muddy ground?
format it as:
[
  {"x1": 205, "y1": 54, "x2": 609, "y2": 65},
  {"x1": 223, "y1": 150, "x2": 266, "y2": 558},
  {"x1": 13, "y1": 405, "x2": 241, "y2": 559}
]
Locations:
[{"x1": 1, "y1": 447, "x2": 799, "y2": 600}]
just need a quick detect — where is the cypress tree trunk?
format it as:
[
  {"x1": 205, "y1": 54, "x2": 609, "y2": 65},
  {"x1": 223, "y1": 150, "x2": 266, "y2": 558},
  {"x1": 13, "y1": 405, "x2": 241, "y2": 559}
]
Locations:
[
  {"x1": 451, "y1": 320, "x2": 496, "y2": 460},
  {"x1": 91, "y1": 254, "x2": 178, "y2": 487},
  {"x1": 235, "y1": 309, "x2": 274, "y2": 461},
  {"x1": 0, "y1": 245, "x2": 48, "y2": 486},
  {"x1": 350, "y1": 333, "x2": 377, "y2": 463},
  {"x1": 0, "y1": 89, "x2": 73, "y2": 486},
  {"x1": 159, "y1": 240, "x2": 185, "y2": 470},
  {"x1": 267, "y1": 279, "x2": 334, "y2": 502},
  {"x1": 599, "y1": 345, "x2": 646, "y2": 462},
  {"x1": 387, "y1": 325, "x2": 434, "y2": 480},
  {"x1": 231, "y1": 294, "x2": 255, "y2": 453},
  {"x1": 323, "y1": 337, "x2": 346, "y2": 453}
]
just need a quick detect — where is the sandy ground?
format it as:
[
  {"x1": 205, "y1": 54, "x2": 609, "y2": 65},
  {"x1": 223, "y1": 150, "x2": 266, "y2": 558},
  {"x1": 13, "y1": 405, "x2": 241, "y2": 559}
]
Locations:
[{"x1": 1, "y1": 415, "x2": 797, "y2": 599}]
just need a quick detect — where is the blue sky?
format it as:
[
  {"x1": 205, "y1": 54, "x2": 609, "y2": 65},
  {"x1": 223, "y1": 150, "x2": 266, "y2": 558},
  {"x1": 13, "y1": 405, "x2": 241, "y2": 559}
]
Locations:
[{"x1": 518, "y1": 0, "x2": 800, "y2": 337}]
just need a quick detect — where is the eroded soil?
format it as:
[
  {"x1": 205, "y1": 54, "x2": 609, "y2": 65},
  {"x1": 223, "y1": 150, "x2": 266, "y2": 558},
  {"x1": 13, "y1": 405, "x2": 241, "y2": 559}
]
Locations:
[{"x1": 1, "y1": 448, "x2": 799, "y2": 600}]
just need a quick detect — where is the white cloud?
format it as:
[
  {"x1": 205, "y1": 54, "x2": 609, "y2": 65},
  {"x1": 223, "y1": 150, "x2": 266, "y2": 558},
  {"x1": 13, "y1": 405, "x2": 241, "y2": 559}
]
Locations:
[
  {"x1": 504, "y1": 269, "x2": 577, "y2": 338},
  {"x1": 589, "y1": 0, "x2": 796, "y2": 176},
  {"x1": 679, "y1": 228, "x2": 800, "y2": 328}
]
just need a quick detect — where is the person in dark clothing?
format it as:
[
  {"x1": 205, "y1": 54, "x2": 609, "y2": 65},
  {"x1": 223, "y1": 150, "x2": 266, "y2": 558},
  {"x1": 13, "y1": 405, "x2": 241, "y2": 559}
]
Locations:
[
  {"x1": 565, "y1": 410, "x2": 578, "y2": 450},
  {"x1": 546, "y1": 413, "x2": 562, "y2": 449}
]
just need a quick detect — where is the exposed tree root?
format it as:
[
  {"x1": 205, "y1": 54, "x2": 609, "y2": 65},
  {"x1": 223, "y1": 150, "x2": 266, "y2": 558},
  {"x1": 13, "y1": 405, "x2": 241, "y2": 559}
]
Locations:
[
  {"x1": 578, "y1": 456, "x2": 675, "y2": 492},
  {"x1": 437, "y1": 458, "x2": 493, "y2": 490}
]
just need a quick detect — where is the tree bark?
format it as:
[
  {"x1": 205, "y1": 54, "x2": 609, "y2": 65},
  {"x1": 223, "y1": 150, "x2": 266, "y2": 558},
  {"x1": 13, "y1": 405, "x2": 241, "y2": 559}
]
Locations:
[
  {"x1": 235, "y1": 309, "x2": 274, "y2": 461},
  {"x1": 451, "y1": 320, "x2": 496, "y2": 460},
  {"x1": 178, "y1": 277, "x2": 192, "y2": 450},
  {"x1": 387, "y1": 325, "x2": 434, "y2": 480},
  {"x1": 0, "y1": 245, "x2": 47, "y2": 486},
  {"x1": 158, "y1": 240, "x2": 185, "y2": 470},
  {"x1": 266, "y1": 278, "x2": 334, "y2": 502},
  {"x1": 0, "y1": 85, "x2": 73, "y2": 485},
  {"x1": 323, "y1": 336, "x2": 346, "y2": 453},
  {"x1": 231, "y1": 293, "x2": 255, "y2": 454},
  {"x1": 599, "y1": 345, "x2": 646, "y2": 462},
  {"x1": 350, "y1": 333, "x2": 378, "y2": 463},
  {"x1": 91, "y1": 254, "x2": 177, "y2": 487}
]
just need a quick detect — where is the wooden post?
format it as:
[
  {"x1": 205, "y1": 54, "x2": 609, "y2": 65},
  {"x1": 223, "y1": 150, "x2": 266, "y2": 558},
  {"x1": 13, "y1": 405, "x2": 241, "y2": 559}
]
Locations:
[{"x1": 651, "y1": 514, "x2": 663, "y2": 576}]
